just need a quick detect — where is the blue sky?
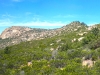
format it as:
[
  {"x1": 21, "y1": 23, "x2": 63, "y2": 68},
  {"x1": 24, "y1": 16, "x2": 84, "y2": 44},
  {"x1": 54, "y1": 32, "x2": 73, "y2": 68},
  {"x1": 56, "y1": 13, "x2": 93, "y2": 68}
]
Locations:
[{"x1": 0, "y1": 0, "x2": 100, "y2": 34}]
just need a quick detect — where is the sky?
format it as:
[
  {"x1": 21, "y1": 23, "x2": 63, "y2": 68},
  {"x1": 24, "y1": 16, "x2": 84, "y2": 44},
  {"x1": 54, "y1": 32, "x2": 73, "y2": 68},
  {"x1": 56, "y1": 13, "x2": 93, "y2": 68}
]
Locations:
[{"x1": 0, "y1": 0, "x2": 100, "y2": 34}]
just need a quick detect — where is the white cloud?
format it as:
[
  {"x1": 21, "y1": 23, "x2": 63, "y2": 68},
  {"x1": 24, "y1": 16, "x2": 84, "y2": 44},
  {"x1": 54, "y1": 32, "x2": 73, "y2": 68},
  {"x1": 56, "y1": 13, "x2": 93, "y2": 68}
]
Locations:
[
  {"x1": 0, "y1": 19, "x2": 69, "y2": 27},
  {"x1": 2, "y1": 14, "x2": 17, "y2": 18},
  {"x1": 54, "y1": 15, "x2": 76, "y2": 18},
  {"x1": 1, "y1": 13, "x2": 21, "y2": 19},
  {"x1": 0, "y1": 13, "x2": 70, "y2": 27},
  {"x1": 88, "y1": 22, "x2": 98, "y2": 26},
  {"x1": 12, "y1": 0, "x2": 22, "y2": 2},
  {"x1": 25, "y1": 12, "x2": 32, "y2": 15},
  {"x1": 0, "y1": 19, "x2": 13, "y2": 26},
  {"x1": 14, "y1": 21, "x2": 67, "y2": 26}
]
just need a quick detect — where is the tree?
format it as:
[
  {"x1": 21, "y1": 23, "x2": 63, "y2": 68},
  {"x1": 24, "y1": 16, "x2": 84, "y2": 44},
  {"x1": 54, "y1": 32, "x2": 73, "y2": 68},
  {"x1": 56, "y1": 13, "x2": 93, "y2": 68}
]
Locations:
[
  {"x1": 82, "y1": 37, "x2": 89, "y2": 45},
  {"x1": 81, "y1": 22, "x2": 87, "y2": 26},
  {"x1": 4, "y1": 47, "x2": 10, "y2": 54},
  {"x1": 92, "y1": 27, "x2": 99, "y2": 38}
]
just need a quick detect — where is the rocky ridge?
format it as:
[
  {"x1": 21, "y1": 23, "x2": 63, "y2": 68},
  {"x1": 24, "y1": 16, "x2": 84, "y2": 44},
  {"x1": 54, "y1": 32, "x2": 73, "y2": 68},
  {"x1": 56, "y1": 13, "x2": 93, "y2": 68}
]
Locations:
[{"x1": 0, "y1": 21, "x2": 89, "y2": 48}]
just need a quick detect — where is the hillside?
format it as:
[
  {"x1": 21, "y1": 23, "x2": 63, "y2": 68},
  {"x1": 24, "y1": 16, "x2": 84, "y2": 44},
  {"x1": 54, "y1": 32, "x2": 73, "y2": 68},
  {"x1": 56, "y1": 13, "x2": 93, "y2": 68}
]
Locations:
[{"x1": 0, "y1": 21, "x2": 100, "y2": 75}]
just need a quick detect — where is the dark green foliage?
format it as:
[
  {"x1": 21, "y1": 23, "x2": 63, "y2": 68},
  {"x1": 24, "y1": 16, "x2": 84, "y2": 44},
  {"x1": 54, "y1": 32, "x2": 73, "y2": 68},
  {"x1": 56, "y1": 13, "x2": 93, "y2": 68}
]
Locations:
[
  {"x1": 4, "y1": 46, "x2": 10, "y2": 54},
  {"x1": 90, "y1": 39, "x2": 100, "y2": 49},
  {"x1": 82, "y1": 37, "x2": 89, "y2": 45},
  {"x1": 60, "y1": 42, "x2": 72, "y2": 51},
  {"x1": 92, "y1": 27, "x2": 99, "y2": 37}
]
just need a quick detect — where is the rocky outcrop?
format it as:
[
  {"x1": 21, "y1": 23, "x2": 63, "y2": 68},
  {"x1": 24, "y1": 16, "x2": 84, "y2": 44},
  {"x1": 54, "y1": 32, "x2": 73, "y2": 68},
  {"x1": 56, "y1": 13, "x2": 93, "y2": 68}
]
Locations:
[
  {"x1": 0, "y1": 26, "x2": 47, "y2": 39},
  {"x1": 82, "y1": 57, "x2": 95, "y2": 68},
  {"x1": 0, "y1": 26, "x2": 30, "y2": 39}
]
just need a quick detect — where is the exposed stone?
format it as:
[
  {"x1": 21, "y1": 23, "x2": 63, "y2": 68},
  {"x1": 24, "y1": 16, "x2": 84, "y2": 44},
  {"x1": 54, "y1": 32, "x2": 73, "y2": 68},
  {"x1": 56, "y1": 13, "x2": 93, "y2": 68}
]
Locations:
[
  {"x1": 82, "y1": 57, "x2": 95, "y2": 68},
  {"x1": 27, "y1": 61, "x2": 32, "y2": 67},
  {"x1": 50, "y1": 43, "x2": 54, "y2": 46},
  {"x1": 72, "y1": 38, "x2": 76, "y2": 42},
  {"x1": 78, "y1": 37, "x2": 84, "y2": 41},
  {"x1": 50, "y1": 48, "x2": 54, "y2": 51}
]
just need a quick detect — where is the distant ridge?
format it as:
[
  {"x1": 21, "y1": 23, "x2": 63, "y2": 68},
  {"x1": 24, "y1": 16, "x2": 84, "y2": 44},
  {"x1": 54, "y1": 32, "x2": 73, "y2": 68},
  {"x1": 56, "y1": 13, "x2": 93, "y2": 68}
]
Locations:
[{"x1": 0, "y1": 21, "x2": 96, "y2": 48}]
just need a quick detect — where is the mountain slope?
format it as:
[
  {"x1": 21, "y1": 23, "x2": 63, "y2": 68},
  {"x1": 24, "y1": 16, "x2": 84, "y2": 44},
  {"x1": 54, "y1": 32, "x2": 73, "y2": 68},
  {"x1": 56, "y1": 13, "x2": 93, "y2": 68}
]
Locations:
[{"x1": 0, "y1": 21, "x2": 100, "y2": 75}]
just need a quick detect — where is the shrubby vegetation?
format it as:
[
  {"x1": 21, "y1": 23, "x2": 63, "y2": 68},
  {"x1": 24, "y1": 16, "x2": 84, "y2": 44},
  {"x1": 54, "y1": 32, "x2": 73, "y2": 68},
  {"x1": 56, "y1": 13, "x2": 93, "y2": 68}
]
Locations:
[{"x1": 0, "y1": 24, "x2": 100, "y2": 75}]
